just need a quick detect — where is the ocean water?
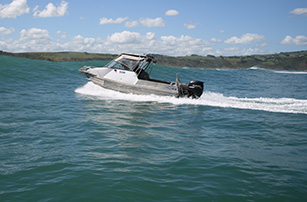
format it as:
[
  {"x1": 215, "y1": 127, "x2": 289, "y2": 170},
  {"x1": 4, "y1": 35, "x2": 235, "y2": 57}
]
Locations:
[{"x1": 1, "y1": 55, "x2": 307, "y2": 201}]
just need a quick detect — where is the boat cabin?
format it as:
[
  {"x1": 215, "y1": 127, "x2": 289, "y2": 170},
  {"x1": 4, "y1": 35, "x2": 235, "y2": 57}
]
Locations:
[{"x1": 105, "y1": 53, "x2": 156, "y2": 80}]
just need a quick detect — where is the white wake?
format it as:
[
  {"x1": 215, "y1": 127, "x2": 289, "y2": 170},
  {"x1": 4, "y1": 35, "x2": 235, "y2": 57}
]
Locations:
[
  {"x1": 75, "y1": 82, "x2": 307, "y2": 114},
  {"x1": 272, "y1": 70, "x2": 307, "y2": 74}
]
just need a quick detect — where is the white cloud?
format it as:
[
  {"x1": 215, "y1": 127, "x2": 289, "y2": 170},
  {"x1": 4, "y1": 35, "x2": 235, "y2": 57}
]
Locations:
[
  {"x1": 165, "y1": 10, "x2": 179, "y2": 16},
  {"x1": 107, "y1": 31, "x2": 142, "y2": 44},
  {"x1": 62, "y1": 35, "x2": 98, "y2": 51},
  {"x1": 62, "y1": 31, "x2": 212, "y2": 56},
  {"x1": 72, "y1": 35, "x2": 96, "y2": 45},
  {"x1": 184, "y1": 23, "x2": 196, "y2": 29},
  {"x1": 146, "y1": 32, "x2": 155, "y2": 40},
  {"x1": 20, "y1": 28, "x2": 51, "y2": 41},
  {"x1": 56, "y1": 30, "x2": 67, "y2": 40},
  {"x1": 224, "y1": 33, "x2": 265, "y2": 44},
  {"x1": 104, "y1": 31, "x2": 157, "y2": 54},
  {"x1": 33, "y1": 1, "x2": 68, "y2": 18},
  {"x1": 0, "y1": 29, "x2": 213, "y2": 56},
  {"x1": 210, "y1": 38, "x2": 222, "y2": 43},
  {"x1": 281, "y1": 35, "x2": 307, "y2": 45},
  {"x1": 125, "y1": 17, "x2": 165, "y2": 28},
  {"x1": 104, "y1": 32, "x2": 212, "y2": 56},
  {"x1": 12, "y1": 28, "x2": 53, "y2": 52},
  {"x1": 0, "y1": 27, "x2": 271, "y2": 57},
  {"x1": 214, "y1": 47, "x2": 266, "y2": 56},
  {"x1": 99, "y1": 17, "x2": 128, "y2": 25},
  {"x1": 125, "y1": 20, "x2": 139, "y2": 28},
  {"x1": 290, "y1": 8, "x2": 307, "y2": 15},
  {"x1": 0, "y1": 27, "x2": 15, "y2": 35},
  {"x1": 139, "y1": 17, "x2": 165, "y2": 27},
  {"x1": 0, "y1": 0, "x2": 30, "y2": 18},
  {"x1": 160, "y1": 35, "x2": 212, "y2": 55}
]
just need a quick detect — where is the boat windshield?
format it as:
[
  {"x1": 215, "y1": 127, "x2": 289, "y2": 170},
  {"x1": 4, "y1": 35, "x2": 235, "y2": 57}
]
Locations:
[
  {"x1": 117, "y1": 58, "x2": 140, "y2": 70},
  {"x1": 105, "y1": 60, "x2": 131, "y2": 70},
  {"x1": 106, "y1": 54, "x2": 149, "y2": 71}
]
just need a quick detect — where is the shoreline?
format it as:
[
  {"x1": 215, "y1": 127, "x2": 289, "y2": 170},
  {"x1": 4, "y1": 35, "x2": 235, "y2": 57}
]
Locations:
[{"x1": 1, "y1": 50, "x2": 306, "y2": 71}]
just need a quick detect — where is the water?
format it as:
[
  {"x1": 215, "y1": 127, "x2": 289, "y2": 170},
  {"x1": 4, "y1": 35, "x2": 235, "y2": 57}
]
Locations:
[{"x1": 1, "y1": 55, "x2": 307, "y2": 201}]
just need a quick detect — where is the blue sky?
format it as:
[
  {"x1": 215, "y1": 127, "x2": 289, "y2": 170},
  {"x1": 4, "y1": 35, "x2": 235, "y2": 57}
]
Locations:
[{"x1": 0, "y1": 0, "x2": 306, "y2": 56}]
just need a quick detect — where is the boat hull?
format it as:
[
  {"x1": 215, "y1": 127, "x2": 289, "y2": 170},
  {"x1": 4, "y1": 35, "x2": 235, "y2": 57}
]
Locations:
[{"x1": 85, "y1": 73, "x2": 179, "y2": 97}]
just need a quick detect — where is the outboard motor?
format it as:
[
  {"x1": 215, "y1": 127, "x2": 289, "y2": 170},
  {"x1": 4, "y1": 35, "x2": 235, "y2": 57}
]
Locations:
[{"x1": 188, "y1": 80, "x2": 204, "y2": 98}]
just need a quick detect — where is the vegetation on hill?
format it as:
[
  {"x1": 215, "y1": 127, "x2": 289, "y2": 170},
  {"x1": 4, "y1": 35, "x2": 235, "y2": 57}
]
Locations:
[
  {"x1": 0, "y1": 51, "x2": 117, "y2": 62},
  {"x1": 1, "y1": 50, "x2": 306, "y2": 71},
  {"x1": 152, "y1": 51, "x2": 307, "y2": 71}
]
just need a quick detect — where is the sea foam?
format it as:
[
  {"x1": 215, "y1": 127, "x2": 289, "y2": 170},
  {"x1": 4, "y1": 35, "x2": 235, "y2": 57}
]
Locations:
[
  {"x1": 75, "y1": 82, "x2": 307, "y2": 114},
  {"x1": 273, "y1": 70, "x2": 307, "y2": 74}
]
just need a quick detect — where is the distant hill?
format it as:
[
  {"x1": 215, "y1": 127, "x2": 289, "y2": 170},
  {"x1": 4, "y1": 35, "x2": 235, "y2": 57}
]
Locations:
[
  {"x1": 1, "y1": 50, "x2": 306, "y2": 71},
  {"x1": 152, "y1": 51, "x2": 307, "y2": 71},
  {"x1": 0, "y1": 51, "x2": 117, "y2": 62}
]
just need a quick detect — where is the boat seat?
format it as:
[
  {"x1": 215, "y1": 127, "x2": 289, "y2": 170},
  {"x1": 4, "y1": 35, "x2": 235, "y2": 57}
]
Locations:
[{"x1": 137, "y1": 69, "x2": 150, "y2": 80}]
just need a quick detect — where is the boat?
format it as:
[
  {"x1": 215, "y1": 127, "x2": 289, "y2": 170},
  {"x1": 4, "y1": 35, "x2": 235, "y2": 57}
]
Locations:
[{"x1": 79, "y1": 53, "x2": 204, "y2": 98}]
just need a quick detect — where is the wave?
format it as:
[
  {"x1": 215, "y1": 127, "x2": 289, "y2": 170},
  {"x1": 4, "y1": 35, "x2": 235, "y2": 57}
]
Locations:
[
  {"x1": 75, "y1": 82, "x2": 307, "y2": 114},
  {"x1": 272, "y1": 70, "x2": 307, "y2": 75},
  {"x1": 248, "y1": 67, "x2": 307, "y2": 75},
  {"x1": 248, "y1": 66, "x2": 266, "y2": 70}
]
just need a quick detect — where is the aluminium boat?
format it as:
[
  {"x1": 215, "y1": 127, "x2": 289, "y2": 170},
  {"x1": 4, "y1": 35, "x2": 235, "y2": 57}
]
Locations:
[{"x1": 79, "y1": 53, "x2": 204, "y2": 98}]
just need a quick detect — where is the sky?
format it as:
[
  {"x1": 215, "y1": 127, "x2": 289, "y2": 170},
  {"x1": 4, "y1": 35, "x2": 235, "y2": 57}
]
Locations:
[{"x1": 0, "y1": 0, "x2": 306, "y2": 56}]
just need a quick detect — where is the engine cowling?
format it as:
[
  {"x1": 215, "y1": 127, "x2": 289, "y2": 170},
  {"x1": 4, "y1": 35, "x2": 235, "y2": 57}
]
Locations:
[{"x1": 188, "y1": 80, "x2": 204, "y2": 98}]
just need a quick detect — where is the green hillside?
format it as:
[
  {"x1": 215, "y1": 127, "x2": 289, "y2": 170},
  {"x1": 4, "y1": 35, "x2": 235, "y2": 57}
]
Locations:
[
  {"x1": 153, "y1": 51, "x2": 307, "y2": 70},
  {"x1": 1, "y1": 50, "x2": 306, "y2": 71}
]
